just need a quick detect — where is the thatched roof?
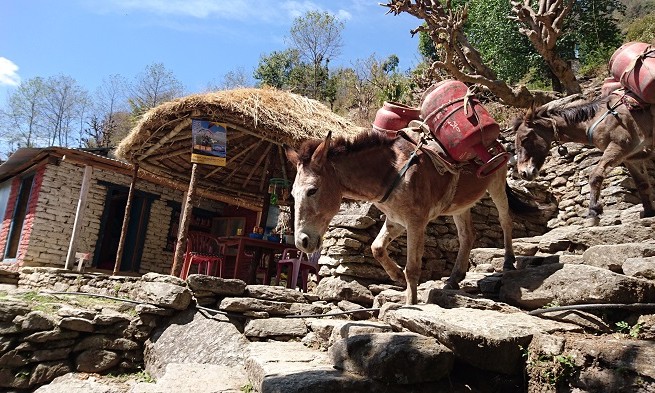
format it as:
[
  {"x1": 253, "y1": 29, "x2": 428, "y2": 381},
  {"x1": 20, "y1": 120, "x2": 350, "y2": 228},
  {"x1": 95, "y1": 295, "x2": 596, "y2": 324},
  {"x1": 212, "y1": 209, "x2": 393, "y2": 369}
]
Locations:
[{"x1": 115, "y1": 88, "x2": 364, "y2": 210}]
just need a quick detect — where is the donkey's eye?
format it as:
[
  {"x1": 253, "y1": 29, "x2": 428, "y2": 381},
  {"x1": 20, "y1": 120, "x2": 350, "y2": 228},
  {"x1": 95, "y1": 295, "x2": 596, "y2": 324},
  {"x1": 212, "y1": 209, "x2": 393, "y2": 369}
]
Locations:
[{"x1": 306, "y1": 188, "x2": 318, "y2": 197}]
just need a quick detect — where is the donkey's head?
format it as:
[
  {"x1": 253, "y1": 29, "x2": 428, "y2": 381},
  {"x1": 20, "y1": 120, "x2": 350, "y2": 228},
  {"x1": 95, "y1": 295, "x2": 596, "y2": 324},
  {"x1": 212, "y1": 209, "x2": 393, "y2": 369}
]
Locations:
[
  {"x1": 512, "y1": 107, "x2": 553, "y2": 181},
  {"x1": 285, "y1": 132, "x2": 343, "y2": 253}
]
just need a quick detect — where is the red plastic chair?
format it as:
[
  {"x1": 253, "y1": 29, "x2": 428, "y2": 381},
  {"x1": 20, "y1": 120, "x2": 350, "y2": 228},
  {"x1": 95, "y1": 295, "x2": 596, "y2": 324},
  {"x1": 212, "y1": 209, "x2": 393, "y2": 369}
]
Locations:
[
  {"x1": 275, "y1": 248, "x2": 304, "y2": 289},
  {"x1": 298, "y1": 252, "x2": 321, "y2": 292},
  {"x1": 180, "y1": 232, "x2": 225, "y2": 280},
  {"x1": 276, "y1": 249, "x2": 321, "y2": 291}
]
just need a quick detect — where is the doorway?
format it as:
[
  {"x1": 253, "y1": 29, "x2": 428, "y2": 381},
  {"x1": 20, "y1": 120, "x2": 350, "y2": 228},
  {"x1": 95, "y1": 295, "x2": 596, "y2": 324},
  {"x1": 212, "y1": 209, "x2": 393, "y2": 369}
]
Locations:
[{"x1": 94, "y1": 184, "x2": 155, "y2": 272}]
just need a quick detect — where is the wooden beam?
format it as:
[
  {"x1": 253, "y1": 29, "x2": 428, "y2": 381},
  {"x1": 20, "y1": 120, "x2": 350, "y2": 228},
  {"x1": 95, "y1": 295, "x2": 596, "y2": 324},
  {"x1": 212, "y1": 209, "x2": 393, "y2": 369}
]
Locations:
[
  {"x1": 138, "y1": 118, "x2": 191, "y2": 160},
  {"x1": 137, "y1": 161, "x2": 263, "y2": 211},
  {"x1": 113, "y1": 164, "x2": 139, "y2": 275},
  {"x1": 243, "y1": 143, "x2": 272, "y2": 188},
  {"x1": 277, "y1": 145, "x2": 290, "y2": 184},
  {"x1": 64, "y1": 165, "x2": 93, "y2": 270},
  {"x1": 228, "y1": 122, "x2": 287, "y2": 146},
  {"x1": 203, "y1": 139, "x2": 260, "y2": 179},
  {"x1": 60, "y1": 154, "x2": 263, "y2": 211},
  {"x1": 224, "y1": 140, "x2": 262, "y2": 183},
  {"x1": 171, "y1": 163, "x2": 198, "y2": 277},
  {"x1": 259, "y1": 151, "x2": 271, "y2": 192}
]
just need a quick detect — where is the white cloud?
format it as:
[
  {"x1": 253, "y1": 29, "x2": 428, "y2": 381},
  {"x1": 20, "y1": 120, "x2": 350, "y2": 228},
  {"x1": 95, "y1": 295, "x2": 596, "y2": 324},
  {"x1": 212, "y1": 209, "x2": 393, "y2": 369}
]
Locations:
[
  {"x1": 0, "y1": 57, "x2": 20, "y2": 87},
  {"x1": 91, "y1": 0, "x2": 351, "y2": 22}
]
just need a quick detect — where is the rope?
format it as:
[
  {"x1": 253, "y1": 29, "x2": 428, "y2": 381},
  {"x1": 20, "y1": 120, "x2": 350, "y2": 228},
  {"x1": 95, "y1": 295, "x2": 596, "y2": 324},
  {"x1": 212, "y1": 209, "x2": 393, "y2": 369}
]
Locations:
[
  {"x1": 37, "y1": 290, "x2": 381, "y2": 319},
  {"x1": 528, "y1": 303, "x2": 655, "y2": 316}
]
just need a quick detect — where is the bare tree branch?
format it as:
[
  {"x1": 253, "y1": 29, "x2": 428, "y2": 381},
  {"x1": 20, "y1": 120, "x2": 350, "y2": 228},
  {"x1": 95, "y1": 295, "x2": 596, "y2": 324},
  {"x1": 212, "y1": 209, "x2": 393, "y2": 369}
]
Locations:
[
  {"x1": 510, "y1": 0, "x2": 580, "y2": 94},
  {"x1": 383, "y1": 0, "x2": 558, "y2": 107}
]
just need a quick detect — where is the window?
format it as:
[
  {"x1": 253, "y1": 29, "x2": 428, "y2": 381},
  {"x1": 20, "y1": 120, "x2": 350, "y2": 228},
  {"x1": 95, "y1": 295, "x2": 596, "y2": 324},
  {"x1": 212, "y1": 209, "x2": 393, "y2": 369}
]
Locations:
[{"x1": 5, "y1": 175, "x2": 34, "y2": 259}]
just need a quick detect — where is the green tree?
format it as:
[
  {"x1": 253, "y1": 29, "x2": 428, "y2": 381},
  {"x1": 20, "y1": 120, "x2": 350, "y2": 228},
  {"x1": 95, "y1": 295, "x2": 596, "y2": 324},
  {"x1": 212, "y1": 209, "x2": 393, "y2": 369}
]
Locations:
[
  {"x1": 466, "y1": 0, "x2": 539, "y2": 83},
  {"x1": 288, "y1": 11, "x2": 345, "y2": 100},
  {"x1": 566, "y1": 0, "x2": 625, "y2": 75},
  {"x1": 625, "y1": 13, "x2": 655, "y2": 43},
  {"x1": 254, "y1": 49, "x2": 301, "y2": 89}
]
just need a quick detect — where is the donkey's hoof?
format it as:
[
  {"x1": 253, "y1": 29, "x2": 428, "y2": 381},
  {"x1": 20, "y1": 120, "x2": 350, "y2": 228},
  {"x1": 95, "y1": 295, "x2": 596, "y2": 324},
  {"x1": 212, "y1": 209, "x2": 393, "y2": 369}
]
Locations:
[
  {"x1": 503, "y1": 264, "x2": 516, "y2": 272},
  {"x1": 442, "y1": 281, "x2": 460, "y2": 290},
  {"x1": 584, "y1": 216, "x2": 600, "y2": 227},
  {"x1": 641, "y1": 210, "x2": 655, "y2": 219}
]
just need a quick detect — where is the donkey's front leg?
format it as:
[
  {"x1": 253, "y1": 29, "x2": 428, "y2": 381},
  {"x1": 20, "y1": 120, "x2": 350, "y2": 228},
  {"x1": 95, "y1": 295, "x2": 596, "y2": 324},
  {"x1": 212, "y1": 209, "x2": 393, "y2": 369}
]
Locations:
[
  {"x1": 445, "y1": 210, "x2": 475, "y2": 290},
  {"x1": 404, "y1": 223, "x2": 427, "y2": 305},
  {"x1": 371, "y1": 218, "x2": 406, "y2": 285}
]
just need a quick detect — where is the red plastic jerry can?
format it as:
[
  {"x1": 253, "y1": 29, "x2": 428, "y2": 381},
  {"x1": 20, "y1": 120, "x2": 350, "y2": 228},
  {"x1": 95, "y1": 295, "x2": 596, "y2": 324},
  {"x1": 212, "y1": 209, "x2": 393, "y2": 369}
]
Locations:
[
  {"x1": 420, "y1": 80, "x2": 509, "y2": 177},
  {"x1": 609, "y1": 42, "x2": 655, "y2": 103}
]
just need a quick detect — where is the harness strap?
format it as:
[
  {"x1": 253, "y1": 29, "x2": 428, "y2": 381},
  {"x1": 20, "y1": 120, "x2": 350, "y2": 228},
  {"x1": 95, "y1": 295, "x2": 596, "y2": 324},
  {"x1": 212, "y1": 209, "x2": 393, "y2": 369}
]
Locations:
[
  {"x1": 619, "y1": 45, "x2": 655, "y2": 87},
  {"x1": 586, "y1": 98, "x2": 623, "y2": 145},
  {"x1": 378, "y1": 149, "x2": 419, "y2": 203}
]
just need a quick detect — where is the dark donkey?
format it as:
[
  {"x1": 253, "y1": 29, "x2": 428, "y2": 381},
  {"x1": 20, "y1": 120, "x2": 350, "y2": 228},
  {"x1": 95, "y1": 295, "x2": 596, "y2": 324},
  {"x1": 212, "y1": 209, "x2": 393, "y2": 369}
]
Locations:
[{"x1": 513, "y1": 93, "x2": 655, "y2": 225}]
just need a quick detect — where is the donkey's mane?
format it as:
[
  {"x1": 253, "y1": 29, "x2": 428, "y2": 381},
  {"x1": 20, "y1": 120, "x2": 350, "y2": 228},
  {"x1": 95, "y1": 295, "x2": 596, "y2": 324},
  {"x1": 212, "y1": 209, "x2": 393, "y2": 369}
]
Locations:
[
  {"x1": 538, "y1": 96, "x2": 605, "y2": 125},
  {"x1": 297, "y1": 130, "x2": 395, "y2": 165}
]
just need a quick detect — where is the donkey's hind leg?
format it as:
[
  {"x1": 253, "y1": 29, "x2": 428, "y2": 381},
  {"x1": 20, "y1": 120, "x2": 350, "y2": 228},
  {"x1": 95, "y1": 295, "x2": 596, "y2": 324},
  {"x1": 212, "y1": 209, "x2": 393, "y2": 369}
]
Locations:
[
  {"x1": 371, "y1": 218, "x2": 406, "y2": 285},
  {"x1": 487, "y1": 170, "x2": 516, "y2": 271},
  {"x1": 444, "y1": 209, "x2": 475, "y2": 290},
  {"x1": 625, "y1": 161, "x2": 655, "y2": 218}
]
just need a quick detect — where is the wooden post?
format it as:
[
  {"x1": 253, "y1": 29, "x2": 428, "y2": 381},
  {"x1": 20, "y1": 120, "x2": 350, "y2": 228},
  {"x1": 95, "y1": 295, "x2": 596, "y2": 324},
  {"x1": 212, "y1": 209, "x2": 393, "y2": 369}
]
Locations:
[
  {"x1": 171, "y1": 163, "x2": 199, "y2": 277},
  {"x1": 64, "y1": 165, "x2": 93, "y2": 270},
  {"x1": 113, "y1": 164, "x2": 139, "y2": 276}
]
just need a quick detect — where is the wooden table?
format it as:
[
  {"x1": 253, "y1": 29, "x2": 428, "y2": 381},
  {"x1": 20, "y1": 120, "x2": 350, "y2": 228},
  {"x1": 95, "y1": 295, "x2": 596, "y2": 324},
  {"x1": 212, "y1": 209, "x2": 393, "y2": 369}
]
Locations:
[{"x1": 219, "y1": 236, "x2": 295, "y2": 284}]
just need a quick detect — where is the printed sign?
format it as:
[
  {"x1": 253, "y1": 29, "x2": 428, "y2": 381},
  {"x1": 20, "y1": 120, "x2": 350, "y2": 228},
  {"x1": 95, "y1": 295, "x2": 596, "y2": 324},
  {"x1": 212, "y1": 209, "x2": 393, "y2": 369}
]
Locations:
[{"x1": 191, "y1": 119, "x2": 227, "y2": 166}]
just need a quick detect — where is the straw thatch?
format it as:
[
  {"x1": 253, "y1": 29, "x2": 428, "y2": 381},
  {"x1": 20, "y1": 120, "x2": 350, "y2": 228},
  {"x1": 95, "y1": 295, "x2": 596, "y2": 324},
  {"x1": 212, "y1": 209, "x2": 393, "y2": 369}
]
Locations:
[{"x1": 115, "y1": 87, "x2": 364, "y2": 208}]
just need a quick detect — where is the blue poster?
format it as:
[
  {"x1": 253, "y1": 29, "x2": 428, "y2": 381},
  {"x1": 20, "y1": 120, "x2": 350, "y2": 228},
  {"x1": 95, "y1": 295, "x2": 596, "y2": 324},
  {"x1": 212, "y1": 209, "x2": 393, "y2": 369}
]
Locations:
[{"x1": 191, "y1": 119, "x2": 227, "y2": 166}]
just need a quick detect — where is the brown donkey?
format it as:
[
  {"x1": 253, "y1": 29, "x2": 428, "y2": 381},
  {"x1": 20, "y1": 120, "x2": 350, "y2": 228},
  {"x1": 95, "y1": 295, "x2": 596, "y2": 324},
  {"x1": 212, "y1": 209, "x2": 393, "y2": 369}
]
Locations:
[
  {"x1": 285, "y1": 130, "x2": 520, "y2": 305},
  {"x1": 513, "y1": 93, "x2": 655, "y2": 225}
]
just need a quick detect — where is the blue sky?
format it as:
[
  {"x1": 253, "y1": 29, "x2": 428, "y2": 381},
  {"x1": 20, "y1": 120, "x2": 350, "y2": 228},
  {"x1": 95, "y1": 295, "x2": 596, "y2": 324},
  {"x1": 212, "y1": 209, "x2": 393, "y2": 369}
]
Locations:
[{"x1": 0, "y1": 0, "x2": 423, "y2": 102}]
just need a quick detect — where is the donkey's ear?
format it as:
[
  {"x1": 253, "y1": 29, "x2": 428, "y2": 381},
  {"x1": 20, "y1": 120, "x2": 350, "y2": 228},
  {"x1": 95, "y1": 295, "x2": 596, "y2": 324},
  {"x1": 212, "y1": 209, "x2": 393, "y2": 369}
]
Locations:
[
  {"x1": 284, "y1": 144, "x2": 300, "y2": 166},
  {"x1": 524, "y1": 104, "x2": 536, "y2": 122},
  {"x1": 311, "y1": 131, "x2": 331, "y2": 168}
]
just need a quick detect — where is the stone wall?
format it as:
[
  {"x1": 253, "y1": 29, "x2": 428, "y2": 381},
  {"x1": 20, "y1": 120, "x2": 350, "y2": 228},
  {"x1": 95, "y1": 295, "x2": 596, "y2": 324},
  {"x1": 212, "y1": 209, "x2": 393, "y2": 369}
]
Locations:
[
  {"x1": 16, "y1": 161, "x2": 224, "y2": 274},
  {"x1": 0, "y1": 269, "x2": 187, "y2": 391}
]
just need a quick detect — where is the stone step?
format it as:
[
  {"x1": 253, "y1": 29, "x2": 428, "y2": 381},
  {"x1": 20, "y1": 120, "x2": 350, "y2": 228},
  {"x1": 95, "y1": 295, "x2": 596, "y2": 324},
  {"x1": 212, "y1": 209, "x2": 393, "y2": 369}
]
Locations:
[{"x1": 132, "y1": 363, "x2": 248, "y2": 393}]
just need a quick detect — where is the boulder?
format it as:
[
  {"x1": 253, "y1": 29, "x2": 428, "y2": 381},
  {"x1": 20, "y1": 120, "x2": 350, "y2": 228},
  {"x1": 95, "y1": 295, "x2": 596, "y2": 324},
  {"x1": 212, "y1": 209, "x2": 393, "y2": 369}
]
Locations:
[
  {"x1": 315, "y1": 277, "x2": 374, "y2": 307},
  {"x1": 136, "y1": 281, "x2": 192, "y2": 310},
  {"x1": 329, "y1": 332, "x2": 454, "y2": 384}
]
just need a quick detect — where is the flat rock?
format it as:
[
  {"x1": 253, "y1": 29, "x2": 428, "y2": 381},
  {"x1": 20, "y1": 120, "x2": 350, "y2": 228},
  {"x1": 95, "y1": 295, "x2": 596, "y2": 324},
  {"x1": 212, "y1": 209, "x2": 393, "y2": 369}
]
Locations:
[
  {"x1": 245, "y1": 341, "x2": 454, "y2": 393},
  {"x1": 623, "y1": 256, "x2": 655, "y2": 279},
  {"x1": 245, "y1": 285, "x2": 308, "y2": 303},
  {"x1": 132, "y1": 363, "x2": 247, "y2": 393},
  {"x1": 582, "y1": 243, "x2": 655, "y2": 272},
  {"x1": 500, "y1": 263, "x2": 655, "y2": 309},
  {"x1": 379, "y1": 303, "x2": 581, "y2": 374},
  {"x1": 186, "y1": 275, "x2": 246, "y2": 296},
  {"x1": 143, "y1": 309, "x2": 250, "y2": 379},
  {"x1": 304, "y1": 319, "x2": 393, "y2": 350},
  {"x1": 244, "y1": 317, "x2": 308, "y2": 339}
]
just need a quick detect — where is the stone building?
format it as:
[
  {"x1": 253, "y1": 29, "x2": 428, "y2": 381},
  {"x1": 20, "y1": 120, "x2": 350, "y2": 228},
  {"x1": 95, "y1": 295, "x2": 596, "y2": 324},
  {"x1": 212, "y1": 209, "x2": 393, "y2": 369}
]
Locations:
[{"x1": 0, "y1": 147, "x2": 258, "y2": 274}]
